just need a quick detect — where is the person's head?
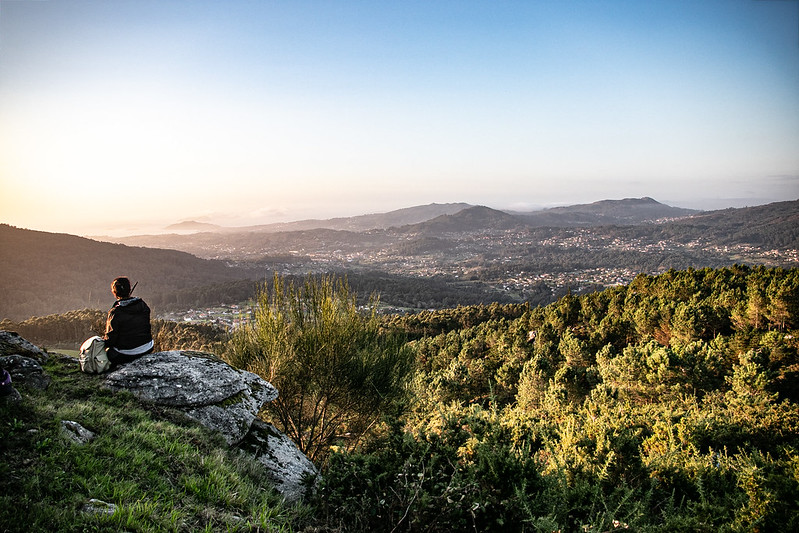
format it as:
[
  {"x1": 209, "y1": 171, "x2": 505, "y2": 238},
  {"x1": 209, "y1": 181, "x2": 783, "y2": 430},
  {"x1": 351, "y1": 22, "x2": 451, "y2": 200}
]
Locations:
[{"x1": 111, "y1": 277, "x2": 132, "y2": 299}]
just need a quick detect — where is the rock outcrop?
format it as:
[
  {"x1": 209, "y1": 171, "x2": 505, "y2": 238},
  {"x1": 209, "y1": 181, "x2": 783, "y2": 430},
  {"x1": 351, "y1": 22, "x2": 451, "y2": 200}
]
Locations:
[
  {"x1": 0, "y1": 331, "x2": 48, "y2": 361},
  {"x1": 0, "y1": 354, "x2": 51, "y2": 390},
  {"x1": 0, "y1": 332, "x2": 318, "y2": 503},
  {"x1": 102, "y1": 350, "x2": 318, "y2": 502},
  {"x1": 241, "y1": 419, "x2": 319, "y2": 504},
  {"x1": 61, "y1": 420, "x2": 97, "y2": 445},
  {"x1": 104, "y1": 350, "x2": 277, "y2": 446},
  {"x1": 1, "y1": 333, "x2": 49, "y2": 399}
]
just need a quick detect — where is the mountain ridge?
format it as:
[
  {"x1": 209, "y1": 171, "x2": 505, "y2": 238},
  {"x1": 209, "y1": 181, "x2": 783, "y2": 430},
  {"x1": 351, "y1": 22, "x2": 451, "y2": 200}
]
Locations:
[
  {"x1": 507, "y1": 197, "x2": 700, "y2": 227},
  {"x1": 404, "y1": 205, "x2": 521, "y2": 233},
  {"x1": 160, "y1": 203, "x2": 475, "y2": 235},
  {"x1": 164, "y1": 220, "x2": 224, "y2": 232},
  {"x1": 3, "y1": 198, "x2": 796, "y2": 321},
  {"x1": 105, "y1": 197, "x2": 701, "y2": 255},
  {"x1": 123, "y1": 198, "x2": 699, "y2": 239}
]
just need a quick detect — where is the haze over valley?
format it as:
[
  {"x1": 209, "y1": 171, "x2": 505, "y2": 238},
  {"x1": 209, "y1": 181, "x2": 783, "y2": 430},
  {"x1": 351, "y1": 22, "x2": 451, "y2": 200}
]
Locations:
[{"x1": 2, "y1": 197, "x2": 797, "y2": 323}]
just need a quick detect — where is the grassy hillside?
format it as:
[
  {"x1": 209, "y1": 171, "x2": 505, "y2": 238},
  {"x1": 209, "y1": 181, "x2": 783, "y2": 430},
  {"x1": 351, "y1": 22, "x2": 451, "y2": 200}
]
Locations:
[{"x1": 0, "y1": 355, "x2": 304, "y2": 532}]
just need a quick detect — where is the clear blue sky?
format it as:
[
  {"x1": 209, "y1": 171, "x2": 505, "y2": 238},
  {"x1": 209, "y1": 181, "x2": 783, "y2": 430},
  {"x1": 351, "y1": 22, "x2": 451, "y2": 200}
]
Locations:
[{"x1": 1, "y1": 0, "x2": 797, "y2": 235}]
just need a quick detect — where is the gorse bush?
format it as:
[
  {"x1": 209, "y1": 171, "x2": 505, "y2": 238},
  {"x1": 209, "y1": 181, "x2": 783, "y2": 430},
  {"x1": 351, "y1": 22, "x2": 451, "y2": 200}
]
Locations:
[
  {"x1": 313, "y1": 266, "x2": 799, "y2": 531},
  {"x1": 225, "y1": 274, "x2": 416, "y2": 462},
  {"x1": 5, "y1": 265, "x2": 798, "y2": 531}
]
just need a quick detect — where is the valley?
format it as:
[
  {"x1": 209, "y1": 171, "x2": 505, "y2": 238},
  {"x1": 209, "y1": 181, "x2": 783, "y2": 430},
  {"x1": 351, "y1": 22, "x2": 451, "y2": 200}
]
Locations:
[
  {"x1": 2, "y1": 198, "x2": 798, "y2": 322},
  {"x1": 108, "y1": 198, "x2": 799, "y2": 323}
]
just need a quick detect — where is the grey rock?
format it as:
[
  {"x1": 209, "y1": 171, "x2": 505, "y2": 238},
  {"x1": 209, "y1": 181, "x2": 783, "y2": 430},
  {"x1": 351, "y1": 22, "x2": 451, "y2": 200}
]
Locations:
[
  {"x1": 104, "y1": 351, "x2": 277, "y2": 445},
  {"x1": 0, "y1": 331, "x2": 48, "y2": 360},
  {"x1": 61, "y1": 420, "x2": 96, "y2": 445},
  {"x1": 239, "y1": 419, "x2": 319, "y2": 504},
  {"x1": 102, "y1": 350, "x2": 318, "y2": 501},
  {"x1": 0, "y1": 355, "x2": 51, "y2": 390},
  {"x1": 82, "y1": 498, "x2": 117, "y2": 516},
  {"x1": 103, "y1": 350, "x2": 317, "y2": 501},
  {"x1": 0, "y1": 333, "x2": 315, "y2": 503}
]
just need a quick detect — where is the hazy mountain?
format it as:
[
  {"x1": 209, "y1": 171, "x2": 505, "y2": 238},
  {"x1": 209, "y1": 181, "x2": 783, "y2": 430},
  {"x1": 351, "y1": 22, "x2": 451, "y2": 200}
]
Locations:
[
  {"x1": 100, "y1": 197, "x2": 751, "y2": 259},
  {"x1": 509, "y1": 197, "x2": 699, "y2": 226},
  {"x1": 5, "y1": 198, "x2": 795, "y2": 321},
  {"x1": 162, "y1": 203, "x2": 475, "y2": 235},
  {"x1": 276, "y1": 202, "x2": 473, "y2": 232},
  {"x1": 114, "y1": 228, "x2": 396, "y2": 260},
  {"x1": 404, "y1": 206, "x2": 522, "y2": 234},
  {"x1": 164, "y1": 220, "x2": 224, "y2": 232}
]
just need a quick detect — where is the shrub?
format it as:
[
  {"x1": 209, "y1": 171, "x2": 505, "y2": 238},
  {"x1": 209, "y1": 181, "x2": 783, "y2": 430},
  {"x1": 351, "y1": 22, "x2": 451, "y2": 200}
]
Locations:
[{"x1": 225, "y1": 274, "x2": 416, "y2": 462}]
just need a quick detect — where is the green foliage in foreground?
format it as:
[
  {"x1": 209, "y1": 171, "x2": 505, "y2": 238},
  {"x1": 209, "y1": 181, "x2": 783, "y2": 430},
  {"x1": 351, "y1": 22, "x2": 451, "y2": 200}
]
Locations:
[
  {"x1": 0, "y1": 356, "x2": 306, "y2": 532},
  {"x1": 312, "y1": 266, "x2": 799, "y2": 531},
  {"x1": 4, "y1": 265, "x2": 799, "y2": 532},
  {"x1": 225, "y1": 274, "x2": 415, "y2": 464}
]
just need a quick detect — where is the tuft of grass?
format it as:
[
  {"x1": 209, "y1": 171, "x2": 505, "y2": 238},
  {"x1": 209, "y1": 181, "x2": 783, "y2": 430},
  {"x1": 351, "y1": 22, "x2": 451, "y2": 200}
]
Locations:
[{"x1": 0, "y1": 355, "x2": 307, "y2": 532}]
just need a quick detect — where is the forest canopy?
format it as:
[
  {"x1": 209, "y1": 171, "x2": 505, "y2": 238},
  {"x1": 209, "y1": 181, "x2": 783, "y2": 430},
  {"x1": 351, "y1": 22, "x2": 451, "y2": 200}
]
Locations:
[{"x1": 314, "y1": 265, "x2": 799, "y2": 531}]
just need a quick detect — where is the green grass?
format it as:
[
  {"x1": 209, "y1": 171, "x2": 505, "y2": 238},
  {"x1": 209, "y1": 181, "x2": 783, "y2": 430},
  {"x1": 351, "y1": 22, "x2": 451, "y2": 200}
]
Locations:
[{"x1": 0, "y1": 355, "x2": 308, "y2": 532}]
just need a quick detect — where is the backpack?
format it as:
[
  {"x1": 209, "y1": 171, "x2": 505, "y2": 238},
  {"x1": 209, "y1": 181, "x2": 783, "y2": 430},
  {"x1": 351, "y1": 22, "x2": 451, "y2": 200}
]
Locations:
[{"x1": 79, "y1": 336, "x2": 110, "y2": 374}]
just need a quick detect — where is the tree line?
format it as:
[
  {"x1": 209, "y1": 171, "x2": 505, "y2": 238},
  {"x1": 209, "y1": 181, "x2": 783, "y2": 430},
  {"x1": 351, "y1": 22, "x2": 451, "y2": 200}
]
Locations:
[
  {"x1": 216, "y1": 265, "x2": 799, "y2": 530},
  {"x1": 314, "y1": 265, "x2": 797, "y2": 531},
  {"x1": 0, "y1": 308, "x2": 228, "y2": 353}
]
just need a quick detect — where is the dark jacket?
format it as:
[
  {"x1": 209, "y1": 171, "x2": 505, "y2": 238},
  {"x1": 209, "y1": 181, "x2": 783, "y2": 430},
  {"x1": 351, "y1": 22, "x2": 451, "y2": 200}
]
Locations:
[{"x1": 104, "y1": 297, "x2": 152, "y2": 350}]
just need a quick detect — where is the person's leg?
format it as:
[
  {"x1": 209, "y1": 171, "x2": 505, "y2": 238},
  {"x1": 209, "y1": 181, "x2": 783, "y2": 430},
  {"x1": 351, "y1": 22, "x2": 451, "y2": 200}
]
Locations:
[
  {"x1": 106, "y1": 347, "x2": 153, "y2": 365},
  {"x1": 106, "y1": 347, "x2": 137, "y2": 365}
]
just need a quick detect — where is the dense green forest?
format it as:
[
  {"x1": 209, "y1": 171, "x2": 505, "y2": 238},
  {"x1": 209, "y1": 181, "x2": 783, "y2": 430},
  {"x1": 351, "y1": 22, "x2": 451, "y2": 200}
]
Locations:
[
  {"x1": 11, "y1": 265, "x2": 799, "y2": 530},
  {"x1": 328, "y1": 265, "x2": 798, "y2": 531}
]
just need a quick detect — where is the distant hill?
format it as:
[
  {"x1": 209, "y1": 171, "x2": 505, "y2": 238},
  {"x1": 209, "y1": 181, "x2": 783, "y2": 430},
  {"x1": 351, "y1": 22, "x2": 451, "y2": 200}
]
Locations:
[
  {"x1": 0, "y1": 223, "x2": 514, "y2": 321},
  {"x1": 114, "y1": 227, "x2": 397, "y2": 260},
  {"x1": 158, "y1": 199, "x2": 692, "y2": 235},
  {"x1": 656, "y1": 199, "x2": 799, "y2": 248},
  {"x1": 6, "y1": 198, "x2": 795, "y2": 321},
  {"x1": 164, "y1": 220, "x2": 224, "y2": 232},
  {"x1": 405, "y1": 206, "x2": 521, "y2": 234},
  {"x1": 103, "y1": 198, "x2": 797, "y2": 260},
  {"x1": 160, "y1": 203, "x2": 474, "y2": 234},
  {"x1": 0, "y1": 224, "x2": 250, "y2": 321},
  {"x1": 510, "y1": 197, "x2": 699, "y2": 227},
  {"x1": 285, "y1": 202, "x2": 473, "y2": 232},
  {"x1": 404, "y1": 198, "x2": 698, "y2": 234},
  {"x1": 108, "y1": 198, "x2": 696, "y2": 248}
]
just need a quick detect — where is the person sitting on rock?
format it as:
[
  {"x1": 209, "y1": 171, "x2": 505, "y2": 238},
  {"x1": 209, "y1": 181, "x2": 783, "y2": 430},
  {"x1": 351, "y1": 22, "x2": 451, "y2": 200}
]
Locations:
[{"x1": 104, "y1": 277, "x2": 154, "y2": 365}]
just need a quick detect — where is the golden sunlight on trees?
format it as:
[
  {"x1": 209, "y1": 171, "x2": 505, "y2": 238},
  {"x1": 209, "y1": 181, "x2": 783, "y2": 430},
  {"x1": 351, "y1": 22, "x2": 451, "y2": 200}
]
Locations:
[{"x1": 225, "y1": 274, "x2": 415, "y2": 462}]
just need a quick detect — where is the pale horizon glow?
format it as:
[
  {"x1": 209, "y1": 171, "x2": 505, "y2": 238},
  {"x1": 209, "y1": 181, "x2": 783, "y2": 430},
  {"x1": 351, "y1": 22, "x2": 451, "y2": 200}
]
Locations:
[{"x1": 1, "y1": 0, "x2": 798, "y2": 236}]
